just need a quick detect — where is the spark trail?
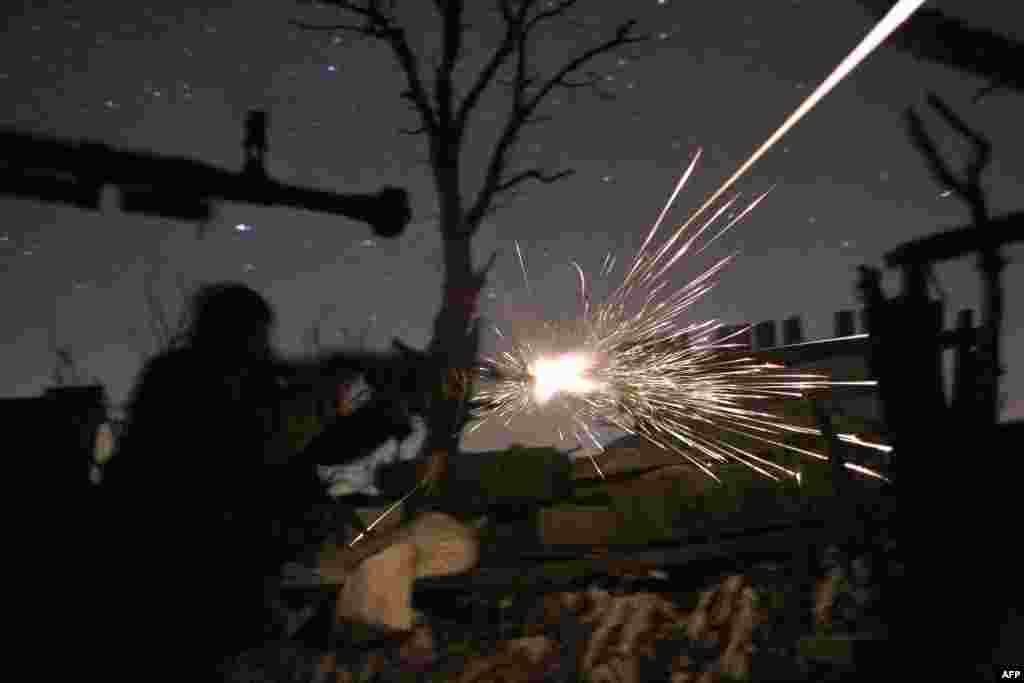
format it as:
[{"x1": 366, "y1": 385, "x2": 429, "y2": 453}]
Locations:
[
  {"x1": 468, "y1": 0, "x2": 930, "y2": 483},
  {"x1": 472, "y1": 155, "x2": 883, "y2": 484}
]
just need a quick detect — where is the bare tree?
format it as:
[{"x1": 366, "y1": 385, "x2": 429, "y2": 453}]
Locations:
[{"x1": 292, "y1": 1, "x2": 649, "y2": 488}]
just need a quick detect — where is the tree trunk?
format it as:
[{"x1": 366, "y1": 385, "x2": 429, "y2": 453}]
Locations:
[{"x1": 418, "y1": 229, "x2": 484, "y2": 500}]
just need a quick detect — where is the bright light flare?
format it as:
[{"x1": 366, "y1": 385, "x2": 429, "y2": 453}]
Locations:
[
  {"x1": 347, "y1": 1, "x2": 921, "y2": 548},
  {"x1": 467, "y1": 0, "x2": 918, "y2": 484},
  {"x1": 529, "y1": 352, "x2": 605, "y2": 404}
]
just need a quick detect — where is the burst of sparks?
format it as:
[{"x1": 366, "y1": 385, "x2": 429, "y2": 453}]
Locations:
[
  {"x1": 345, "y1": 0, "x2": 923, "y2": 547},
  {"x1": 529, "y1": 352, "x2": 605, "y2": 404},
  {"x1": 463, "y1": 0, "x2": 930, "y2": 486},
  {"x1": 471, "y1": 150, "x2": 890, "y2": 485}
]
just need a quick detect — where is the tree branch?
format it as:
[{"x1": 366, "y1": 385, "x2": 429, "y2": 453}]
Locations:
[
  {"x1": 526, "y1": 20, "x2": 646, "y2": 112},
  {"x1": 453, "y1": 1, "x2": 529, "y2": 134},
  {"x1": 524, "y1": 0, "x2": 583, "y2": 33},
  {"x1": 552, "y1": 70, "x2": 618, "y2": 101},
  {"x1": 495, "y1": 167, "x2": 575, "y2": 193},
  {"x1": 433, "y1": 0, "x2": 464, "y2": 133},
  {"x1": 925, "y1": 93, "x2": 991, "y2": 189},
  {"x1": 397, "y1": 123, "x2": 428, "y2": 136},
  {"x1": 288, "y1": 19, "x2": 386, "y2": 37},
  {"x1": 466, "y1": 17, "x2": 646, "y2": 228},
  {"x1": 386, "y1": 27, "x2": 442, "y2": 143},
  {"x1": 479, "y1": 249, "x2": 499, "y2": 278},
  {"x1": 291, "y1": 0, "x2": 390, "y2": 34},
  {"x1": 905, "y1": 92, "x2": 991, "y2": 223},
  {"x1": 519, "y1": 113, "x2": 554, "y2": 127},
  {"x1": 293, "y1": 1, "x2": 440, "y2": 136}
]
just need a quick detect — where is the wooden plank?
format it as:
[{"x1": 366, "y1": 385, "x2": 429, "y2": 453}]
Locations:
[
  {"x1": 412, "y1": 519, "x2": 832, "y2": 594},
  {"x1": 755, "y1": 334, "x2": 871, "y2": 366},
  {"x1": 884, "y1": 212, "x2": 1023, "y2": 267},
  {"x1": 280, "y1": 516, "x2": 832, "y2": 593}
]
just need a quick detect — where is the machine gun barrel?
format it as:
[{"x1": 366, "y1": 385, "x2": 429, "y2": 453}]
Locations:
[{"x1": 272, "y1": 349, "x2": 525, "y2": 404}]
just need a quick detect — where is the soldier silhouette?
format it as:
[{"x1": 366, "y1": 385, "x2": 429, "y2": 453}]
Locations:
[
  {"x1": 98, "y1": 282, "x2": 299, "y2": 678},
  {"x1": 98, "y1": 282, "x2": 429, "y2": 679}
]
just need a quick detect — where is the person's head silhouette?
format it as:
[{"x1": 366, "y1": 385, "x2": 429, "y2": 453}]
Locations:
[{"x1": 183, "y1": 282, "x2": 275, "y2": 361}]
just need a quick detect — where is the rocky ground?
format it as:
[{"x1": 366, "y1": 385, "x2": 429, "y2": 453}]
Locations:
[{"x1": 226, "y1": 536, "x2": 901, "y2": 683}]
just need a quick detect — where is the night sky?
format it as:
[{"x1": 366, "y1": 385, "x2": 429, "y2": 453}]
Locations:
[{"x1": 3, "y1": 1, "x2": 1023, "y2": 456}]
